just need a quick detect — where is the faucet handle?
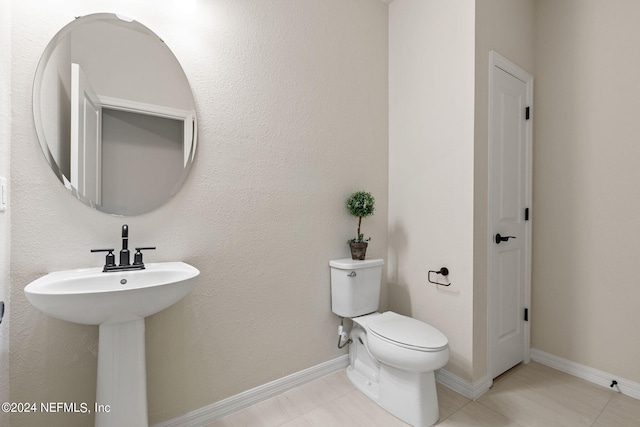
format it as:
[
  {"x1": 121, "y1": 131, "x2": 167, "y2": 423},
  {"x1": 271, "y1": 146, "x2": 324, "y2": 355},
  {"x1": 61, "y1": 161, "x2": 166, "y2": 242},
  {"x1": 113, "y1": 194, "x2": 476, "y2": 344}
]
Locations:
[
  {"x1": 91, "y1": 248, "x2": 116, "y2": 268},
  {"x1": 133, "y1": 247, "x2": 156, "y2": 266}
]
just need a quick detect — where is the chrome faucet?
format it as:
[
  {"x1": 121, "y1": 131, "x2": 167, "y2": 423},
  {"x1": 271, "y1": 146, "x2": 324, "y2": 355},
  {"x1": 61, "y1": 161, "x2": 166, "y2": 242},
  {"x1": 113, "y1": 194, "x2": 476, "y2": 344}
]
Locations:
[{"x1": 91, "y1": 224, "x2": 156, "y2": 272}]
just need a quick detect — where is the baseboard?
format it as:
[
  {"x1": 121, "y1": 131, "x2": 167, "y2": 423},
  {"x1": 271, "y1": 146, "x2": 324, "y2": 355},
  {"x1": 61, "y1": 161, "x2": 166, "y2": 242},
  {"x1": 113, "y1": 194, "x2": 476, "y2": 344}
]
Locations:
[
  {"x1": 435, "y1": 369, "x2": 491, "y2": 400},
  {"x1": 152, "y1": 355, "x2": 350, "y2": 427},
  {"x1": 531, "y1": 348, "x2": 640, "y2": 400}
]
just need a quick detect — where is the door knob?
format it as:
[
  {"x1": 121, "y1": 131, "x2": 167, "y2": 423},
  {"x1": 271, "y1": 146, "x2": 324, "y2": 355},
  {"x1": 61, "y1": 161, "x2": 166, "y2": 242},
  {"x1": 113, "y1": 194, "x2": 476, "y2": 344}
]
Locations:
[{"x1": 495, "y1": 233, "x2": 516, "y2": 244}]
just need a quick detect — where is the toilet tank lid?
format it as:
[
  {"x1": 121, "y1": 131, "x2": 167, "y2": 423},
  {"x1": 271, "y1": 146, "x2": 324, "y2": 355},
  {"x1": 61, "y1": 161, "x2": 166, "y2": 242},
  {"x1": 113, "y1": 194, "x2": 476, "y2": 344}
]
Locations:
[{"x1": 329, "y1": 258, "x2": 384, "y2": 270}]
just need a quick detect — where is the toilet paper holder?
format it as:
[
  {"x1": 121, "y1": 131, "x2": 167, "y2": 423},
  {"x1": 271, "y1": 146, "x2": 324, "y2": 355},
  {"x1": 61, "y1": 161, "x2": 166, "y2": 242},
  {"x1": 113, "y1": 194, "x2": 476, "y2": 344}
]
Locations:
[{"x1": 428, "y1": 267, "x2": 451, "y2": 287}]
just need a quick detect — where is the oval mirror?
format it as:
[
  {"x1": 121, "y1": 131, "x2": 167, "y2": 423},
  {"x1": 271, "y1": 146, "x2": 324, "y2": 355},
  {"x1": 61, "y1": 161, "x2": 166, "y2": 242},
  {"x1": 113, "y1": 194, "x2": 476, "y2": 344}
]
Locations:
[{"x1": 33, "y1": 13, "x2": 197, "y2": 216}]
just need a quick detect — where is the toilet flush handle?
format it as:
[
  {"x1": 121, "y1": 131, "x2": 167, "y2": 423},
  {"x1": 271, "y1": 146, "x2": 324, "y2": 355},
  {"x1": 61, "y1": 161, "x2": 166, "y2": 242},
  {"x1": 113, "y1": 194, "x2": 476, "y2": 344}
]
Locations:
[{"x1": 347, "y1": 271, "x2": 357, "y2": 277}]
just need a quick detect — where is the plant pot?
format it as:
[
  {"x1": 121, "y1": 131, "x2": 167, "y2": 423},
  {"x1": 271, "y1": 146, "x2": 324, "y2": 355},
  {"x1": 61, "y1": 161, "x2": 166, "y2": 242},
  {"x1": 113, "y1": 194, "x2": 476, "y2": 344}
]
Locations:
[{"x1": 349, "y1": 242, "x2": 368, "y2": 260}]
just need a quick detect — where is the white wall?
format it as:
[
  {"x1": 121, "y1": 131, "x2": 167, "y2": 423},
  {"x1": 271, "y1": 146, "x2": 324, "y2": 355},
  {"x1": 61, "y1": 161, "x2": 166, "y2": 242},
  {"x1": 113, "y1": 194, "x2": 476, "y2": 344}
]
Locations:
[
  {"x1": 0, "y1": 1, "x2": 12, "y2": 425},
  {"x1": 533, "y1": 0, "x2": 640, "y2": 384},
  {"x1": 388, "y1": 0, "x2": 476, "y2": 381},
  {"x1": 10, "y1": 1, "x2": 388, "y2": 425}
]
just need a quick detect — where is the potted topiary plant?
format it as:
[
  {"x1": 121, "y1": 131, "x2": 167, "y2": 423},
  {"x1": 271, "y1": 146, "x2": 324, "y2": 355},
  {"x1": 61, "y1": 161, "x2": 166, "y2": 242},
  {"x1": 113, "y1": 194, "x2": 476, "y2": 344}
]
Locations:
[{"x1": 346, "y1": 191, "x2": 375, "y2": 260}]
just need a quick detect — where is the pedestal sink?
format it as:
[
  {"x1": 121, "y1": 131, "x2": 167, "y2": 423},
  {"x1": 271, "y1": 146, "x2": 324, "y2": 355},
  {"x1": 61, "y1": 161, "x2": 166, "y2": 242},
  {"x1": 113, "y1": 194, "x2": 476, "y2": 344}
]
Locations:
[{"x1": 24, "y1": 262, "x2": 200, "y2": 427}]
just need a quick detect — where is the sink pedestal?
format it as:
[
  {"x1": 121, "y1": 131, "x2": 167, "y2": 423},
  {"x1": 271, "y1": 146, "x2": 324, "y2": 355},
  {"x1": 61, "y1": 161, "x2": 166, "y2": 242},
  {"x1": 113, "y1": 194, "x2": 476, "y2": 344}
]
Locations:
[{"x1": 96, "y1": 319, "x2": 148, "y2": 427}]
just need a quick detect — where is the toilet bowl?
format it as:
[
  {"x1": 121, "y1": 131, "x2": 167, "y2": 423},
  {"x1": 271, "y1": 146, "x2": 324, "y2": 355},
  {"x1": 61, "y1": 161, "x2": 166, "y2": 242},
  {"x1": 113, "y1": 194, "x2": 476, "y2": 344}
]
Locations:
[
  {"x1": 329, "y1": 259, "x2": 450, "y2": 427},
  {"x1": 361, "y1": 311, "x2": 449, "y2": 372}
]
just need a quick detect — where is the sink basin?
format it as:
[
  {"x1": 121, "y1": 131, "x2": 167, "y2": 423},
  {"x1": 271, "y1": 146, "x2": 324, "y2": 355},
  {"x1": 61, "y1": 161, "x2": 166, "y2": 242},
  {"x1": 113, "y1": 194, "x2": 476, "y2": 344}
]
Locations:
[
  {"x1": 25, "y1": 261, "x2": 199, "y2": 325},
  {"x1": 24, "y1": 261, "x2": 199, "y2": 426}
]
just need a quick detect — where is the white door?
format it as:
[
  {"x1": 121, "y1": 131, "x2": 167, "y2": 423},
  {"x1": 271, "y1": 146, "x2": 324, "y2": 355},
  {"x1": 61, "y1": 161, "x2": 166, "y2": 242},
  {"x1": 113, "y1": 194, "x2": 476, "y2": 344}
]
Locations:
[
  {"x1": 71, "y1": 62, "x2": 102, "y2": 205},
  {"x1": 488, "y1": 52, "x2": 532, "y2": 379}
]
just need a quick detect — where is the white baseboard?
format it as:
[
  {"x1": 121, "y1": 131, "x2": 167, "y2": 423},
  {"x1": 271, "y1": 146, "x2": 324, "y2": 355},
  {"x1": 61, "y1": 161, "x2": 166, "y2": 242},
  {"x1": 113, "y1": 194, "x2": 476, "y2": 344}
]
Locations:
[
  {"x1": 152, "y1": 355, "x2": 349, "y2": 427},
  {"x1": 435, "y1": 369, "x2": 491, "y2": 400},
  {"x1": 531, "y1": 348, "x2": 640, "y2": 400},
  {"x1": 438, "y1": 350, "x2": 640, "y2": 402}
]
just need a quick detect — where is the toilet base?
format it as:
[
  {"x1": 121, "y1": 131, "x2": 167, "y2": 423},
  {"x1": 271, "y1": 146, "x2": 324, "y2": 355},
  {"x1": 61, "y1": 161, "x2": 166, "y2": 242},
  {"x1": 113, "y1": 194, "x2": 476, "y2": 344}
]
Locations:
[
  {"x1": 347, "y1": 328, "x2": 440, "y2": 427},
  {"x1": 346, "y1": 361, "x2": 379, "y2": 401},
  {"x1": 347, "y1": 364, "x2": 439, "y2": 427},
  {"x1": 379, "y1": 365, "x2": 439, "y2": 427}
]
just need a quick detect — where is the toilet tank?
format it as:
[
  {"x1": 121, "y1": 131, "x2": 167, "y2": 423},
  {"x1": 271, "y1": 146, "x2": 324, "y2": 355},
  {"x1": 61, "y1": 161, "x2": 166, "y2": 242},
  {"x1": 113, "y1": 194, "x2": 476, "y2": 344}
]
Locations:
[{"x1": 330, "y1": 258, "x2": 384, "y2": 317}]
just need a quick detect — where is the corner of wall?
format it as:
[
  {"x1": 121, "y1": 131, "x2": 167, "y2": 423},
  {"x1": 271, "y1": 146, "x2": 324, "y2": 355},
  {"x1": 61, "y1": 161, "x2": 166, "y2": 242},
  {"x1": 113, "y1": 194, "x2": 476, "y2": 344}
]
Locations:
[
  {"x1": 0, "y1": 0, "x2": 12, "y2": 422},
  {"x1": 389, "y1": 0, "x2": 476, "y2": 383}
]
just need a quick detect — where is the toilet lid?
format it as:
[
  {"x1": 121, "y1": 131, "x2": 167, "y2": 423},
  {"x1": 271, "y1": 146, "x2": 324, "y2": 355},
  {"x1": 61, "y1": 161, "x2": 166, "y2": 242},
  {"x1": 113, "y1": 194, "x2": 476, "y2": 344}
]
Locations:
[{"x1": 367, "y1": 312, "x2": 448, "y2": 351}]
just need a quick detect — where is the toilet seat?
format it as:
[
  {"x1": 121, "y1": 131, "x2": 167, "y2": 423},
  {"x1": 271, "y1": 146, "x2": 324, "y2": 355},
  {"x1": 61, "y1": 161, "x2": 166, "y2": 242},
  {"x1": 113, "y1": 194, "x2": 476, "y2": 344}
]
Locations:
[{"x1": 366, "y1": 312, "x2": 448, "y2": 352}]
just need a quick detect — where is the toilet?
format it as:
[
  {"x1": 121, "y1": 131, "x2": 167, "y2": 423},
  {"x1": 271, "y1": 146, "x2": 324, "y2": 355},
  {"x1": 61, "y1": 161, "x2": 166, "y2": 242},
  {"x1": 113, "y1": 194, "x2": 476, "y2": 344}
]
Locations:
[{"x1": 330, "y1": 258, "x2": 449, "y2": 427}]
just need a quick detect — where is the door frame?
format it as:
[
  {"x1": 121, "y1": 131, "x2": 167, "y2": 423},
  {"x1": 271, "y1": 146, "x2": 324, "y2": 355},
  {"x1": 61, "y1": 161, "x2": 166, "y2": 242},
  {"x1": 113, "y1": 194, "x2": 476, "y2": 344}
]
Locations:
[
  {"x1": 70, "y1": 62, "x2": 102, "y2": 204},
  {"x1": 487, "y1": 50, "x2": 533, "y2": 381},
  {"x1": 97, "y1": 95, "x2": 197, "y2": 168}
]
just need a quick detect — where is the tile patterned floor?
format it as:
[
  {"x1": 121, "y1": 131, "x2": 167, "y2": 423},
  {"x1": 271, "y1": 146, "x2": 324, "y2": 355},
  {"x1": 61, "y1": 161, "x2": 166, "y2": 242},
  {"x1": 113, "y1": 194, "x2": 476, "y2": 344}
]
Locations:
[{"x1": 208, "y1": 362, "x2": 640, "y2": 426}]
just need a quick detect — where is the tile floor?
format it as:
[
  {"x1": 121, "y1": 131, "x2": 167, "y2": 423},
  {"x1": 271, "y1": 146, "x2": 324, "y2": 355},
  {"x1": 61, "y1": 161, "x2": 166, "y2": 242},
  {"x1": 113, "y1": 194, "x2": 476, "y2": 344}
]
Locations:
[{"x1": 208, "y1": 362, "x2": 640, "y2": 426}]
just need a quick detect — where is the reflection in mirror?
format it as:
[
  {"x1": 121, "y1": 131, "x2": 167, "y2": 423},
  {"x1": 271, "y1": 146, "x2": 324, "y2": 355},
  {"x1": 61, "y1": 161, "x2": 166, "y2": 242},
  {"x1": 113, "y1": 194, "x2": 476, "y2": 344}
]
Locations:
[{"x1": 33, "y1": 13, "x2": 197, "y2": 216}]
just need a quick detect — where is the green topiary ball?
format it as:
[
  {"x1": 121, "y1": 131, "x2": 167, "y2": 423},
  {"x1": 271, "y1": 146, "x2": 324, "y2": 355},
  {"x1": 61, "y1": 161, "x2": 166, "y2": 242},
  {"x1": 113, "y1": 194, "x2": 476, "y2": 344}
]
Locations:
[{"x1": 347, "y1": 191, "x2": 375, "y2": 218}]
